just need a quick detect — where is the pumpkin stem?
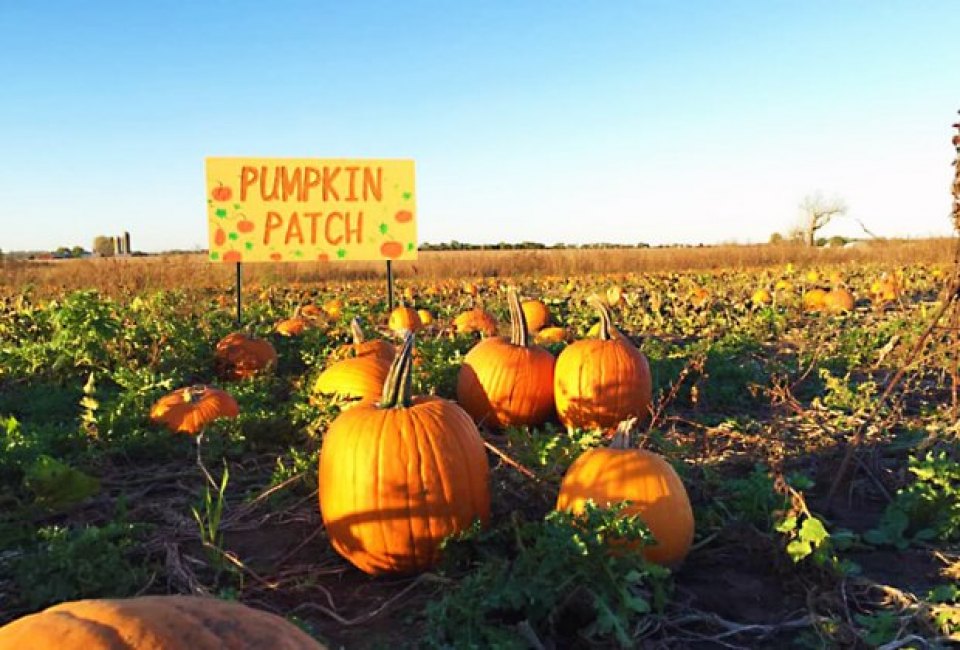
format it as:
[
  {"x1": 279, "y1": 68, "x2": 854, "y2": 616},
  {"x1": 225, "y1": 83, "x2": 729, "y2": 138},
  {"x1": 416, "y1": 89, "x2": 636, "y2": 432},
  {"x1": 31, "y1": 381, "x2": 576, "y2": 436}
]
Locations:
[
  {"x1": 507, "y1": 289, "x2": 530, "y2": 347},
  {"x1": 587, "y1": 295, "x2": 618, "y2": 341},
  {"x1": 350, "y1": 317, "x2": 365, "y2": 344},
  {"x1": 380, "y1": 332, "x2": 415, "y2": 409},
  {"x1": 609, "y1": 417, "x2": 639, "y2": 449}
]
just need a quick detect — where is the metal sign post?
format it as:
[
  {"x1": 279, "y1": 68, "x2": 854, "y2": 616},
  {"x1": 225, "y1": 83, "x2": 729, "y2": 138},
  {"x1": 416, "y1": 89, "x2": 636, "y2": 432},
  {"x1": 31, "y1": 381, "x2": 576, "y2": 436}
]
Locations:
[
  {"x1": 386, "y1": 260, "x2": 395, "y2": 311},
  {"x1": 235, "y1": 262, "x2": 242, "y2": 326}
]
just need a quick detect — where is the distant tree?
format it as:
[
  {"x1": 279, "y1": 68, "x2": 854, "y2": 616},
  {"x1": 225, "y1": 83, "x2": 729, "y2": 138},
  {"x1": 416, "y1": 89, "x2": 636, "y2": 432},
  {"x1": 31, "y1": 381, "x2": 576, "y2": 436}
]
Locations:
[
  {"x1": 799, "y1": 192, "x2": 847, "y2": 247},
  {"x1": 769, "y1": 232, "x2": 784, "y2": 244},
  {"x1": 827, "y1": 236, "x2": 848, "y2": 248},
  {"x1": 71, "y1": 246, "x2": 86, "y2": 257},
  {"x1": 92, "y1": 236, "x2": 115, "y2": 257}
]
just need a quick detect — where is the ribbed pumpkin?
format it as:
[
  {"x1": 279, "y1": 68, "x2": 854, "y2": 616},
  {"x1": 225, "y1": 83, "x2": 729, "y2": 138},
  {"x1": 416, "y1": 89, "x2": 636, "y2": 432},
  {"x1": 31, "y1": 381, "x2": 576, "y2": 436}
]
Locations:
[
  {"x1": 520, "y1": 299, "x2": 551, "y2": 333},
  {"x1": 313, "y1": 354, "x2": 392, "y2": 405},
  {"x1": 554, "y1": 298, "x2": 652, "y2": 430},
  {"x1": 556, "y1": 419, "x2": 694, "y2": 567},
  {"x1": 319, "y1": 334, "x2": 491, "y2": 575},
  {"x1": 456, "y1": 290, "x2": 556, "y2": 429},
  {"x1": 388, "y1": 306, "x2": 422, "y2": 335},
  {"x1": 343, "y1": 317, "x2": 395, "y2": 362},
  {"x1": 0, "y1": 595, "x2": 325, "y2": 650},
  {"x1": 213, "y1": 332, "x2": 277, "y2": 380},
  {"x1": 454, "y1": 307, "x2": 498, "y2": 337},
  {"x1": 149, "y1": 385, "x2": 239, "y2": 435}
]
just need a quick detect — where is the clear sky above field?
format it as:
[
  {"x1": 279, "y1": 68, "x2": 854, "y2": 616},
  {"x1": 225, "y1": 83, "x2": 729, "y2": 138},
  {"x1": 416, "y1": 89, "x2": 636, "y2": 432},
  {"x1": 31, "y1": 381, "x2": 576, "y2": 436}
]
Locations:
[{"x1": 1, "y1": 1, "x2": 959, "y2": 252}]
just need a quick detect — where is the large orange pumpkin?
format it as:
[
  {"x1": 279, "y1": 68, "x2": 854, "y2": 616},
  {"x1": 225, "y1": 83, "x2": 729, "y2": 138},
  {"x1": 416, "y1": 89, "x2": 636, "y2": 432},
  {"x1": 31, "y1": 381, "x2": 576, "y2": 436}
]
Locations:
[
  {"x1": 556, "y1": 419, "x2": 694, "y2": 567},
  {"x1": 0, "y1": 595, "x2": 325, "y2": 650},
  {"x1": 312, "y1": 354, "x2": 392, "y2": 405},
  {"x1": 149, "y1": 385, "x2": 239, "y2": 435},
  {"x1": 319, "y1": 334, "x2": 491, "y2": 575},
  {"x1": 554, "y1": 298, "x2": 652, "y2": 430},
  {"x1": 456, "y1": 290, "x2": 556, "y2": 429},
  {"x1": 213, "y1": 332, "x2": 277, "y2": 380}
]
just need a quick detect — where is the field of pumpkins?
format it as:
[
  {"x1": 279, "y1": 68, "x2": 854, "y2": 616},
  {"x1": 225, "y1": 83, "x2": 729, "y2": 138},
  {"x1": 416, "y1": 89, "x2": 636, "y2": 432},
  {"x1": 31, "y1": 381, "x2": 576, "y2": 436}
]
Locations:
[{"x1": 1, "y1": 261, "x2": 959, "y2": 648}]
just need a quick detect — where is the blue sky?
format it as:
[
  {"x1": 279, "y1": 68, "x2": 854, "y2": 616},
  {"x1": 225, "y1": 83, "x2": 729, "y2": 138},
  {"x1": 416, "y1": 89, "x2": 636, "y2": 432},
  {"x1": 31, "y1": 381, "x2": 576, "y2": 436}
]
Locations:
[{"x1": 1, "y1": 1, "x2": 958, "y2": 252}]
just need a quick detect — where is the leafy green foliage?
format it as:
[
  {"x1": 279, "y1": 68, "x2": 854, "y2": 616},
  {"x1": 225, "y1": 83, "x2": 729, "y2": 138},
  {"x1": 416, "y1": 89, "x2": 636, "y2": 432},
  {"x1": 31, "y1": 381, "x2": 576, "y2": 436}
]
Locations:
[
  {"x1": 12, "y1": 522, "x2": 150, "y2": 609},
  {"x1": 425, "y1": 503, "x2": 671, "y2": 648},
  {"x1": 866, "y1": 452, "x2": 960, "y2": 548}
]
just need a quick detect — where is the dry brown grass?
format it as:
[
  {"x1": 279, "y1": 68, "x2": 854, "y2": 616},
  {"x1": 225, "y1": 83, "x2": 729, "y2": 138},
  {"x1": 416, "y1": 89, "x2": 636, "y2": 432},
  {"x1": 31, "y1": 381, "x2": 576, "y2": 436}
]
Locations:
[{"x1": 1, "y1": 238, "x2": 954, "y2": 297}]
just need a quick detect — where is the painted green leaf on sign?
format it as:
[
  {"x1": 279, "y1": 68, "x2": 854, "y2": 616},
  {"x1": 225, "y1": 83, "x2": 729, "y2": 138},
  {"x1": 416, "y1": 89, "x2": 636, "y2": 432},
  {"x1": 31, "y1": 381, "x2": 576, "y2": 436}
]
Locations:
[
  {"x1": 210, "y1": 252, "x2": 220, "y2": 260},
  {"x1": 215, "y1": 208, "x2": 228, "y2": 218}
]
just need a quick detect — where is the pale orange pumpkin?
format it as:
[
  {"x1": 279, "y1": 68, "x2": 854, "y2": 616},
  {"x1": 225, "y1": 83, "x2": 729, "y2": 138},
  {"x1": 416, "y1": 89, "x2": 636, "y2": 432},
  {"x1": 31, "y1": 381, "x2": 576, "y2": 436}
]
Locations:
[
  {"x1": 0, "y1": 595, "x2": 325, "y2": 650},
  {"x1": 214, "y1": 332, "x2": 277, "y2": 380},
  {"x1": 319, "y1": 334, "x2": 490, "y2": 574},
  {"x1": 456, "y1": 290, "x2": 556, "y2": 429},
  {"x1": 556, "y1": 419, "x2": 694, "y2": 567},
  {"x1": 554, "y1": 298, "x2": 652, "y2": 430},
  {"x1": 149, "y1": 385, "x2": 239, "y2": 435}
]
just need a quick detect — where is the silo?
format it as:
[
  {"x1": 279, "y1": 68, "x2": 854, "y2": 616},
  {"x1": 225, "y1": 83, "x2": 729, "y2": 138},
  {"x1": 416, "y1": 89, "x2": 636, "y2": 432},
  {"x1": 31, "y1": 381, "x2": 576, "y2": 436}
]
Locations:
[{"x1": 123, "y1": 231, "x2": 131, "y2": 255}]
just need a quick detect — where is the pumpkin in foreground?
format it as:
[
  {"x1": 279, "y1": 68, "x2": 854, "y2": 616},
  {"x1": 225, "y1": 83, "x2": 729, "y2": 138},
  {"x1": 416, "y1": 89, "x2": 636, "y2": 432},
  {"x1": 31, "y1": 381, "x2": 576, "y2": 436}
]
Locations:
[
  {"x1": 556, "y1": 419, "x2": 694, "y2": 567},
  {"x1": 554, "y1": 298, "x2": 652, "y2": 430},
  {"x1": 457, "y1": 290, "x2": 555, "y2": 429},
  {"x1": 319, "y1": 334, "x2": 491, "y2": 575},
  {"x1": 0, "y1": 595, "x2": 325, "y2": 650}
]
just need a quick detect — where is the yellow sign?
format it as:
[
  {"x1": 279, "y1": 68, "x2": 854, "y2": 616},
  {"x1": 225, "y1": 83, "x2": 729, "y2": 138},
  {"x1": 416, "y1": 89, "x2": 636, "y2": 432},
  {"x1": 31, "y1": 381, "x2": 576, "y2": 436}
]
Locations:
[{"x1": 205, "y1": 158, "x2": 416, "y2": 263}]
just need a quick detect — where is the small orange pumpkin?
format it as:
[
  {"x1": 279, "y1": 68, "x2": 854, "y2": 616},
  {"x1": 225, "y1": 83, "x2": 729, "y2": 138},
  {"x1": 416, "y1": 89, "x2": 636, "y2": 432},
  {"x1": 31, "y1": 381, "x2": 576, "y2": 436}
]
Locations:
[
  {"x1": 388, "y1": 306, "x2": 422, "y2": 335},
  {"x1": 456, "y1": 290, "x2": 556, "y2": 429},
  {"x1": 535, "y1": 326, "x2": 569, "y2": 345},
  {"x1": 213, "y1": 332, "x2": 277, "y2": 380},
  {"x1": 319, "y1": 334, "x2": 491, "y2": 574},
  {"x1": 344, "y1": 317, "x2": 395, "y2": 362},
  {"x1": 802, "y1": 288, "x2": 828, "y2": 312},
  {"x1": 454, "y1": 307, "x2": 498, "y2": 337},
  {"x1": 149, "y1": 385, "x2": 239, "y2": 435},
  {"x1": 556, "y1": 418, "x2": 694, "y2": 567},
  {"x1": 0, "y1": 595, "x2": 325, "y2": 650},
  {"x1": 520, "y1": 299, "x2": 551, "y2": 333},
  {"x1": 823, "y1": 288, "x2": 855, "y2": 313},
  {"x1": 554, "y1": 298, "x2": 652, "y2": 430}
]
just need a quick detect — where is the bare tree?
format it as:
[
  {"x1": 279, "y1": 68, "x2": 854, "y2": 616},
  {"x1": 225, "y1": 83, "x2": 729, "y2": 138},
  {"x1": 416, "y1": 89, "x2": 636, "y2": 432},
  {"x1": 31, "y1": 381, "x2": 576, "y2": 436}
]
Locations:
[{"x1": 798, "y1": 192, "x2": 847, "y2": 247}]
